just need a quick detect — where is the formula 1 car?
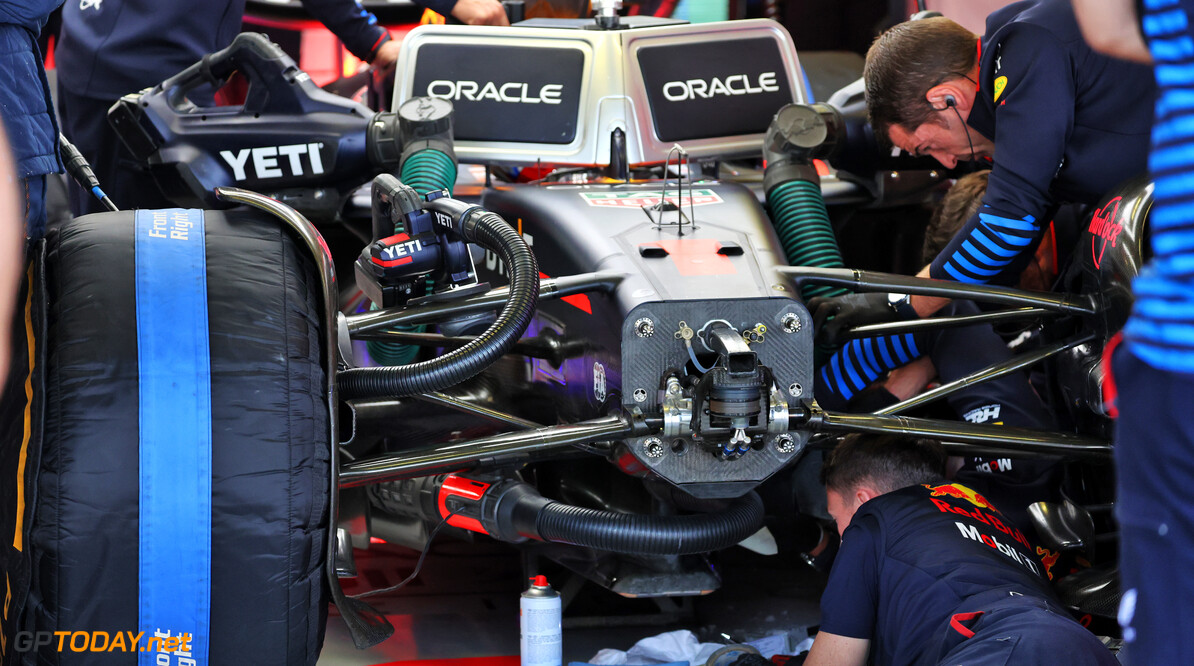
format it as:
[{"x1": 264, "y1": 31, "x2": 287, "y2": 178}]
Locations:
[{"x1": 4, "y1": 6, "x2": 1141, "y2": 662}]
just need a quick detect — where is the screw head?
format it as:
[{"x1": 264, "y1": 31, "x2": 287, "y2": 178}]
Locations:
[
  {"x1": 633, "y1": 388, "x2": 648, "y2": 403},
  {"x1": 634, "y1": 318, "x2": 655, "y2": 338},
  {"x1": 643, "y1": 437, "x2": 664, "y2": 458},
  {"x1": 789, "y1": 382, "x2": 803, "y2": 397},
  {"x1": 781, "y1": 313, "x2": 801, "y2": 333},
  {"x1": 775, "y1": 434, "x2": 795, "y2": 454}
]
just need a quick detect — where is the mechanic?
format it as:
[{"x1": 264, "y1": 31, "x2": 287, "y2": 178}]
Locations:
[
  {"x1": 54, "y1": 0, "x2": 508, "y2": 216},
  {"x1": 809, "y1": 0, "x2": 1155, "y2": 342},
  {"x1": 804, "y1": 433, "x2": 1116, "y2": 666},
  {"x1": 0, "y1": 0, "x2": 64, "y2": 238},
  {"x1": 815, "y1": 170, "x2": 1062, "y2": 529},
  {"x1": 1071, "y1": 0, "x2": 1194, "y2": 662}
]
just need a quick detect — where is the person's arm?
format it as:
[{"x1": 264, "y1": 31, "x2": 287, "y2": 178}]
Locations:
[
  {"x1": 299, "y1": 0, "x2": 392, "y2": 67},
  {"x1": 805, "y1": 632, "x2": 870, "y2": 666},
  {"x1": 909, "y1": 264, "x2": 951, "y2": 317},
  {"x1": 1072, "y1": 0, "x2": 1151, "y2": 64},
  {"x1": 928, "y1": 26, "x2": 1073, "y2": 292},
  {"x1": 449, "y1": 0, "x2": 509, "y2": 25}
]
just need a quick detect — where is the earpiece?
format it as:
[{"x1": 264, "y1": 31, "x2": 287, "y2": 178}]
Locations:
[{"x1": 944, "y1": 94, "x2": 957, "y2": 108}]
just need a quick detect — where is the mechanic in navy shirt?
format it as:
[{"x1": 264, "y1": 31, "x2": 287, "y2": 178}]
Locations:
[
  {"x1": 810, "y1": 0, "x2": 1155, "y2": 339},
  {"x1": 54, "y1": 0, "x2": 507, "y2": 216},
  {"x1": 804, "y1": 434, "x2": 1115, "y2": 666}
]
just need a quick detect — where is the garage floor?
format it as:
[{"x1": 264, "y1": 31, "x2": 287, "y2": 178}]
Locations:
[{"x1": 318, "y1": 538, "x2": 825, "y2": 665}]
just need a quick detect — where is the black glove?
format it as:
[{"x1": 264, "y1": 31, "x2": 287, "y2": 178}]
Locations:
[{"x1": 807, "y1": 292, "x2": 916, "y2": 346}]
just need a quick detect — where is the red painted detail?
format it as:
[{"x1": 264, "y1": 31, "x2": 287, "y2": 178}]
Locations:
[
  {"x1": 372, "y1": 658, "x2": 520, "y2": 666},
  {"x1": 373, "y1": 255, "x2": 414, "y2": 268},
  {"x1": 949, "y1": 610, "x2": 985, "y2": 638},
  {"x1": 813, "y1": 159, "x2": 830, "y2": 177},
  {"x1": 647, "y1": 239, "x2": 736, "y2": 276},
  {"x1": 437, "y1": 474, "x2": 491, "y2": 534},
  {"x1": 615, "y1": 451, "x2": 648, "y2": 476},
  {"x1": 539, "y1": 271, "x2": 592, "y2": 314},
  {"x1": 380, "y1": 232, "x2": 411, "y2": 244},
  {"x1": 369, "y1": 536, "x2": 387, "y2": 545},
  {"x1": 1102, "y1": 332, "x2": 1123, "y2": 419}
]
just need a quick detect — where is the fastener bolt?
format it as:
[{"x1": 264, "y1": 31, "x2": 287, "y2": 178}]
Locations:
[
  {"x1": 775, "y1": 434, "x2": 795, "y2": 454},
  {"x1": 789, "y1": 382, "x2": 803, "y2": 397},
  {"x1": 634, "y1": 318, "x2": 655, "y2": 338},
  {"x1": 633, "y1": 388, "x2": 648, "y2": 403},
  {"x1": 781, "y1": 313, "x2": 801, "y2": 333},
  {"x1": 643, "y1": 437, "x2": 664, "y2": 458}
]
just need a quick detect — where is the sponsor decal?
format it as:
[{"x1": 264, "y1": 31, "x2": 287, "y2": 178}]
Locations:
[
  {"x1": 661, "y1": 72, "x2": 780, "y2": 102},
  {"x1": 993, "y1": 75, "x2": 1007, "y2": 102},
  {"x1": 1089, "y1": 196, "x2": 1124, "y2": 269},
  {"x1": 426, "y1": 80, "x2": 564, "y2": 105},
  {"x1": 929, "y1": 495, "x2": 1031, "y2": 550},
  {"x1": 220, "y1": 143, "x2": 325, "y2": 181},
  {"x1": 963, "y1": 403, "x2": 1002, "y2": 424},
  {"x1": 923, "y1": 482, "x2": 1001, "y2": 514},
  {"x1": 579, "y1": 189, "x2": 723, "y2": 208},
  {"x1": 373, "y1": 233, "x2": 423, "y2": 268},
  {"x1": 593, "y1": 362, "x2": 607, "y2": 402},
  {"x1": 1037, "y1": 546, "x2": 1060, "y2": 580},
  {"x1": 971, "y1": 457, "x2": 1014, "y2": 474},
  {"x1": 956, "y1": 521, "x2": 1040, "y2": 575}
]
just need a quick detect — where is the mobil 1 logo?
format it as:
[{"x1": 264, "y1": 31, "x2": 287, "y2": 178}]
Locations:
[
  {"x1": 638, "y1": 37, "x2": 794, "y2": 142},
  {"x1": 413, "y1": 43, "x2": 585, "y2": 144}
]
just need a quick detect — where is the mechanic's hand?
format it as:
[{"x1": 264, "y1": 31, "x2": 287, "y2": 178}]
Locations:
[
  {"x1": 371, "y1": 39, "x2": 401, "y2": 76},
  {"x1": 807, "y1": 292, "x2": 915, "y2": 347},
  {"x1": 451, "y1": 0, "x2": 511, "y2": 25}
]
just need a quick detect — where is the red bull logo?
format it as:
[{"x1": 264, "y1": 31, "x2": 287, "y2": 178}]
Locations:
[
  {"x1": 1037, "y1": 546, "x2": 1060, "y2": 580},
  {"x1": 923, "y1": 483, "x2": 1000, "y2": 514},
  {"x1": 1088, "y1": 196, "x2": 1123, "y2": 269}
]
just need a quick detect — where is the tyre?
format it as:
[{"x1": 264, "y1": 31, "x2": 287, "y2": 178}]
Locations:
[{"x1": 16, "y1": 209, "x2": 329, "y2": 665}]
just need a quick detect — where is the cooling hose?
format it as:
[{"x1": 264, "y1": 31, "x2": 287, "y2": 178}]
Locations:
[
  {"x1": 400, "y1": 149, "x2": 458, "y2": 197},
  {"x1": 365, "y1": 148, "x2": 458, "y2": 365},
  {"x1": 533, "y1": 490, "x2": 765, "y2": 555},
  {"x1": 769, "y1": 179, "x2": 847, "y2": 301},
  {"x1": 338, "y1": 203, "x2": 539, "y2": 398}
]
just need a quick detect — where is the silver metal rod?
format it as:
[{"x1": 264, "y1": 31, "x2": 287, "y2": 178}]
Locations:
[
  {"x1": 413, "y1": 392, "x2": 543, "y2": 430},
  {"x1": 777, "y1": 266, "x2": 1096, "y2": 315},
  {"x1": 847, "y1": 307, "x2": 1058, "y2": 339},
  {"x1": 877, "y1": 334, "x2": 1095, "y2": 415},
  {"x1": 811, "y1": 409, "x2": 1111, "y2": 460},
  {"x1": 346, "y1": 270, "x2": 624, "y2": 334},
  {"x1": 340, "y1": 414, "x2": 636, "y2": 487},
  {"x1": 212, "y1": 187, "x2": 363, "y2": 633}
]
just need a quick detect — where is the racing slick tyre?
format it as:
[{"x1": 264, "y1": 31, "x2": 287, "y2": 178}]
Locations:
[{"x1": 12, "y1": 209, "x2": 329, "y2": 665}]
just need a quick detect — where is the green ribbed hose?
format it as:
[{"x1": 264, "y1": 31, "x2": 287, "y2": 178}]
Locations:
[
  {"x1": 400, "y1": 149, "x2": 457, "y2": 196},
  {"x1": 769, "y1": 178, "x2": 849, "y2": 364},
  {"x1": 366, "y1": 149, "x2": 457, "y2": 365},
  {"x1": 769, "y1": 179, "x2": 849, "y2": 302}
]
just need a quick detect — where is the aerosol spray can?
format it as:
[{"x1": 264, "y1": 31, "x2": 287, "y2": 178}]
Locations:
[{"x1": 520, "y1": 575, "x2": 562, "y2": 666}]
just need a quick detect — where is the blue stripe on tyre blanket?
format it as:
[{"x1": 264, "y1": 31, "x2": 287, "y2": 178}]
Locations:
[{"x1": 3, "y1": 208, "x2": 329, "y2": 665}]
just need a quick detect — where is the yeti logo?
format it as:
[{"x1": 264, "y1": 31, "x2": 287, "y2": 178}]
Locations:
[{"x1": 219, "y1": 143, "x2": 325, "y2": 181}]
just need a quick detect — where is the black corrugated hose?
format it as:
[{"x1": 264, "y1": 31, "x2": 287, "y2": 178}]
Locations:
[
  {"x1": 535, "y1": 491, "x2": 764, "y2": 555},
  {"x1": 338, "y1": 206, "x2": 539, "y2": 398}
]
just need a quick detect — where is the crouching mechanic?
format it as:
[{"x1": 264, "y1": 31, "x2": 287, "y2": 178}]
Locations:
[
  {"x1": 804, "y1": 434, "x2": 1115, "y2": 666},
  {"x1": 811, "y1": 0, "x2": 1154, "y2": 340}
]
